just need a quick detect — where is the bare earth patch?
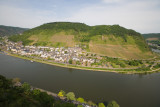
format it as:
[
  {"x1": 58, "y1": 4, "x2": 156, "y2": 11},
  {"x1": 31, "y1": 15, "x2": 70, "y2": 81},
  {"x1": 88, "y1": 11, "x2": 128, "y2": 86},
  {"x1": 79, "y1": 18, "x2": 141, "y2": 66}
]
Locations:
[
  {"x1": 146, "y1": 38, "x2": 159, "y2": 41},
  {"x1": 89, "y1": 42, "x2": 153, "y2": 59},
  {"x1": 50, "y1": 34, "x2": 75, "y2": 47},
  {"x1": 29, "y1": 34, "x2": 75, "y2": 47}
]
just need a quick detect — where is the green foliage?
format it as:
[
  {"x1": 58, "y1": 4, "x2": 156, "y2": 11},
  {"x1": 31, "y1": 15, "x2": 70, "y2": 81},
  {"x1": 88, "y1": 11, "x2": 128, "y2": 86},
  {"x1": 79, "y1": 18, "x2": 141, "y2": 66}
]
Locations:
[
  {"x1": 77, "y1": 105, "x2": 83, "y2": 107},
  {"x1": 0, "y1": 75, "x2": 76, "y2": 107},
  {"x1": 76, "y1": 61, "x2": 80, "y2": 65},
  {"x1": 128, "y1": 60, "x2": 143, "y2": 66},
  {"x1": 66, "y1": 92, "x2": 76, "y2": 101},
  {"x1": 34, "y1": 41, "x2": 48, "y2": 46},
  {"x1": 58, "y1": 90, "x2": 66, "y2": 97},
  {"x1": 8, "y1": 22, "x2": 150, "y2": 52},
  {"x1": 0, "y1": 75, "x2": 38, "y2": 107},
  {"x1": 32, "y1": 89, "x2": 41, "y2": 96},
  {"x1": 21, "y1": 82, "x2": 31, "y2": 92},
  {"x1": 136, "y1": 66, "x2": 150, "y2": 71},
  {"x1": 153, "y1": 63, "x2": 160, "y2": 69},
  {"x1": 0, "y1": 25, "x2": 28, "y2": 37},
  {"x1": 78, "y1": 35, "x2": 90, "y2": 42},
  {"x1": 107, "y1": 101, "x2": 120, "y2": 107},
  {"x1": 101, "y1": 56, "x2": 143, "y2": 67},
  {"x1": 77, "y1": 97, "x2": 85, "y2": 103},
  {"x1": 69, "y1": 59, "x2": 73, "y2": 64},
  {"x1": 8, "y1": 34, "x2": 33, "y2": 45},
  {"x1": 98, "y1": 103, "x2": 105, "y2": 107},
  {"x1": 54, "y1": 100, "x2": 76, "y2": 107},
  {"x1": 119, "y1": 62, "x2": 126, "y2": 68},
  {"x1": 111, "y1": 63, "x2": 119, "y2": 68},
  {"x1": 35, "y1": 91, "x2": 54, "y2": 107}
]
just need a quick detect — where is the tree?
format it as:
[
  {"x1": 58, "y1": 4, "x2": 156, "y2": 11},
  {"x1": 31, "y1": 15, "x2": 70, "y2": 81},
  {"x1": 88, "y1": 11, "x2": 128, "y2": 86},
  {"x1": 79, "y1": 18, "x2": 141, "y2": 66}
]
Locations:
[
  {"x1": 22, "y1": 82, "x2": 30, "y2": 92},
  {"x1": 69, "y1": 59, "x2": 73, "y2": 64},
  {"x1": 77, "y1": 97, "x2": 85, "y2": 103},
  {"x1": 58, "y1": 90, "x2": 66, "y2": 97},
  {"x1": 38, "y1": 92, "x2": 54, "y2": 107},
  {"x1": 98, "y1": 103, "x2": 105, "y2": 107},
  {"x1": 107, "y1": 101, "x2": 120, "y2": 107},
  {"x1": 66, "y1": 92, "x2": 76, "y2": 101},
  {"x1": 77, "y1": 105, "x2": 83, "y2": 107},
  {"x1": 65, "y1": 51, "x2": 68, "y2": 54},
  {"x1": 33, "y1": 89, "x2": 41, "y2": 96},
  {"x1": 76, "y1": 61, "x2": 80, "y2": 65}
]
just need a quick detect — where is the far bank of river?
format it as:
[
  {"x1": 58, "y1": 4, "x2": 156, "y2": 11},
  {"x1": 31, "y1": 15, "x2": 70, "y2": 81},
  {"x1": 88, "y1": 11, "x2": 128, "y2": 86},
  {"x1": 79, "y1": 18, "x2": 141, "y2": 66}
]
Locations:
[
  {"x1": 1, "y1": 53, "x2": 160, "y2": 107},
  {"x1": 5, "y1": 52, "x2": 160, "y2": 74}
]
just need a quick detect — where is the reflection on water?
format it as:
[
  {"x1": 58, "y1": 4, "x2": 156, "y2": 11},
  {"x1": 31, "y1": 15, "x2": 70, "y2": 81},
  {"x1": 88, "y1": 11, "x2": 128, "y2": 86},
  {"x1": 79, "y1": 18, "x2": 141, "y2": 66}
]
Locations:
[{"x1": 0, "y1": 53, "x2": 160, "y2": 107}]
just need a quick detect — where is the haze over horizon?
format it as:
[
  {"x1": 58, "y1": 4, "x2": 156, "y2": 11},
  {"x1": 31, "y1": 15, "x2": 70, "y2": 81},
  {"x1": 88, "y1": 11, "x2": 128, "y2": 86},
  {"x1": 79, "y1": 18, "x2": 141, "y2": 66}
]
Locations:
[{"x1": 0, "y1": 0, "x2": 160, "y2": 33}]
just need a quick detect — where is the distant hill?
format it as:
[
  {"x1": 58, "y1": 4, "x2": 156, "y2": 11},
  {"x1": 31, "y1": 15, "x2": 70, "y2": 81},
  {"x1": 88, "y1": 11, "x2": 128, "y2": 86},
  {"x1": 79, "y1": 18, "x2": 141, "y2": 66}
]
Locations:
[
  {"x1": 0, "y1": 25, "x2": 28, "y2": 37},
  {"x1": 142, "y1": 33, "x2": 160, "y2": 41},
  {"x1": 9, "y1": 22, "x2": 153, "y2": 59}
]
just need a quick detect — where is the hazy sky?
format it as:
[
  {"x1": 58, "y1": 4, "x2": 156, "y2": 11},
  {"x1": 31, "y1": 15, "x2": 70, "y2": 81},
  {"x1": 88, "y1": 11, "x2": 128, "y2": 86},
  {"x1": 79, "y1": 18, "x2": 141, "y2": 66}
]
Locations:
[{"x1": 0, "y1": 0, "x2": 160, "y2": 33}]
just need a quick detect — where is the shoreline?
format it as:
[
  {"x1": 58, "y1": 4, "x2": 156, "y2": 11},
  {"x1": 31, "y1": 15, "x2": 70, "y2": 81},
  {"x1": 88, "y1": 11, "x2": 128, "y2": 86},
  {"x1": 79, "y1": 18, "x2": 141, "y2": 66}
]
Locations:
[{"x1": 3, "y1": 51, "x2": 160, "y2": 74}]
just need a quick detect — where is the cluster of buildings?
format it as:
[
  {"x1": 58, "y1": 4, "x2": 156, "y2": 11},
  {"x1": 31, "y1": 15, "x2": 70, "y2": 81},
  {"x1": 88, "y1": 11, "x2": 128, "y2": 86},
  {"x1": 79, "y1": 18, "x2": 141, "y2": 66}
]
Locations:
[{"x1": 5, "y1": 41, "x2": 96, "y2": 66}]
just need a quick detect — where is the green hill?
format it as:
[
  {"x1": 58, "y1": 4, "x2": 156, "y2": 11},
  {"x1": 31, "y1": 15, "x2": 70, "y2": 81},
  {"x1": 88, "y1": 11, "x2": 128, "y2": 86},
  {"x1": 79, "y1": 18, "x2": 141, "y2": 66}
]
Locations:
[
  {"x1": 0, "y1": 25, "x2": 28, "y2": 37},
  {"x1": 8, "y1": 22, "x2": 153, "y2": 59},
  {"x1": 142, "y1": 33, "x2": 160, "y2": 41}
]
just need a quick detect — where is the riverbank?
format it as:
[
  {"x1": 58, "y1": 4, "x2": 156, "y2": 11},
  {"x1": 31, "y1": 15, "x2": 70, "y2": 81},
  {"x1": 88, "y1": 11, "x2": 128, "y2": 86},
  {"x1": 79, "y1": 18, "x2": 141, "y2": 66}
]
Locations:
[{"x1": 4, "y1": 52, "x2": 160, "y2": 74}]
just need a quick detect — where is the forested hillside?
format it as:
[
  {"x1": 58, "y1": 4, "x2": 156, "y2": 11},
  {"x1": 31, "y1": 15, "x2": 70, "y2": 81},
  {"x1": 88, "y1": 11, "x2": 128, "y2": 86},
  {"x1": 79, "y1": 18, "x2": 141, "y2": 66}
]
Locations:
[
  {"x1": 8, "y1": 22, "x2": 153, "y2": 59},
  {"x1": 0, "y1": 25, "x2": 28, "y2": 37},
  {"x1": 142, "y1": 33, "x2": 160, "y2": 41},
  {"x1": 0, "y1": 75, "x2": 76, "y2": 107}
]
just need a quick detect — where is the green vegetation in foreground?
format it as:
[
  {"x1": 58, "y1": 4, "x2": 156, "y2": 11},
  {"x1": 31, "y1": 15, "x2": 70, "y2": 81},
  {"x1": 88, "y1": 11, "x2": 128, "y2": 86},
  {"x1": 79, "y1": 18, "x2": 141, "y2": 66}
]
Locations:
[
  {"x1": 0, "y1": 75, "x2": 120, "y2": 107},
  {"x1": 8, "y1": 22, "x2": 152, "y2": 59},
  {"x1": 0, "y1": 75, "x2": 75, "y2": 107},
  {"x1": 7, "y1": 52, "x2": 160, "y2": 74},
  {"x1": 57, "y1": 90, "x2": 120, "y2": 107}
]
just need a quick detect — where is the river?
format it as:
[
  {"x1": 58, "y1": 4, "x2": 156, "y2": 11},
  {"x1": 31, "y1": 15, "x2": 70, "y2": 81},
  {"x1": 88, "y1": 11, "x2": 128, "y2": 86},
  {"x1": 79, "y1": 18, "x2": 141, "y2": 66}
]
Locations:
[{"x1": 0, "y1": 53, "x2": 160, "y2": 107}]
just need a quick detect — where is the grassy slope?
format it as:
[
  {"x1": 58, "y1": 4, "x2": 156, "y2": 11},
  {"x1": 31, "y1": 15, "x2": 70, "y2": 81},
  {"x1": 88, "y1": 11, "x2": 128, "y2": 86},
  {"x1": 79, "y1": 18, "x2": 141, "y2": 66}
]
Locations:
[{"x1": 8, "y1": 22, "x2": 153, "y2": 59}]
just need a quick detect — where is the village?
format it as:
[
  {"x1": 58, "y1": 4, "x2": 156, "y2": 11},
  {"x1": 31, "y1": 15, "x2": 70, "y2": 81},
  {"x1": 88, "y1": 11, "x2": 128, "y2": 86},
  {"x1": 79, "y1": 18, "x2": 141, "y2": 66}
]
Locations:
[{"x1": 3, "y1": 40, "x2": 101, "y2": 67}]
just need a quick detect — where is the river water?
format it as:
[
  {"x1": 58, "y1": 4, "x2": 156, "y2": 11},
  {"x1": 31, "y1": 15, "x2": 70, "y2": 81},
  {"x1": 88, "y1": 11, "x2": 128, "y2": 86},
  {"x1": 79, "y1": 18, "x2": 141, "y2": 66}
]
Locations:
[{"x1": 0, "y1": 53, "x2": 160, "y2": 107}]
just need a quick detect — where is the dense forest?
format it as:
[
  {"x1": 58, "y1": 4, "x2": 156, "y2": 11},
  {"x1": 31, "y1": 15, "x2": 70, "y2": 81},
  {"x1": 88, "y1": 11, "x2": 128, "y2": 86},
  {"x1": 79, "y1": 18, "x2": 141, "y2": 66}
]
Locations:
[
  {"x1": 0, "y1": 25, "x2": 28, "y2": 37},
  {"x1": 0, "y1": 75, "x2": 76, "y2": 107}
]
